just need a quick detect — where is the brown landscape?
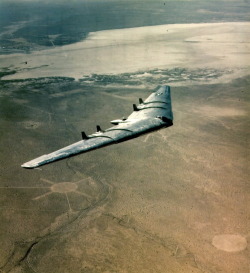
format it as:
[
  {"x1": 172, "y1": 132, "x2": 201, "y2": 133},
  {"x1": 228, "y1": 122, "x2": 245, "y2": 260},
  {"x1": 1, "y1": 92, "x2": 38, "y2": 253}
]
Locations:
[
  {"x1": 0, "y1": 1, "x2": 249, "y2": 272},
  {"x1": 0, "y1": 74, "x2": 249, "y2": 272}
]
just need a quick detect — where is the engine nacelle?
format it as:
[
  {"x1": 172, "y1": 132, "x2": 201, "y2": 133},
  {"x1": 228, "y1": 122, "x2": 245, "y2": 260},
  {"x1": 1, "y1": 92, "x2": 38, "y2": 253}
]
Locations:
[{"x1": 110, "y1": 118, "x2": 127, "y2": 125}]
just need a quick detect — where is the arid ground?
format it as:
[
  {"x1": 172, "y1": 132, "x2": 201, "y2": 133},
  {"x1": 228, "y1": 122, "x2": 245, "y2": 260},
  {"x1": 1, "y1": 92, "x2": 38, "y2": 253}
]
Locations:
[{"x1": 0, "y1": 1, "x2": 249, "y2": 272}]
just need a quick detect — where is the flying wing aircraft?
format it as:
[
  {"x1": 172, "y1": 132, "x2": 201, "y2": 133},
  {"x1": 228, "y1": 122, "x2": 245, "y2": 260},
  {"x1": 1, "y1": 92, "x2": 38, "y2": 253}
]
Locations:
[{"x1": 21, "y1": 85, "x2": 173, "y2": 168}]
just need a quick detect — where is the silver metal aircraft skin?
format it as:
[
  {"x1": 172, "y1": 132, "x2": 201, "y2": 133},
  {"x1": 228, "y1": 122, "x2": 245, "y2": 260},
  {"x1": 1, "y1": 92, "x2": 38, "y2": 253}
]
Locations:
[{"x1": 21, "y1": 85, "x2": 173, "y2": 168}]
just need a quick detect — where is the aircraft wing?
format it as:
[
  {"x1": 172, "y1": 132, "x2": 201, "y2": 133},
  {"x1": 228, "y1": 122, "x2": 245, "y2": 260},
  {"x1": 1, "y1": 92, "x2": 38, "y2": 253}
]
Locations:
[{"x1": 21, "y1": 85, "x2": 173, "y2": 168}]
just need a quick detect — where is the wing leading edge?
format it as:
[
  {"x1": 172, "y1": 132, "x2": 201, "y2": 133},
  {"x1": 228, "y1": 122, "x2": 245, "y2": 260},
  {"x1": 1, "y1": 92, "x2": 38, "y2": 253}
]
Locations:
[{"x1": 21, "y1": 85, "x2": 173, "y2": 168}]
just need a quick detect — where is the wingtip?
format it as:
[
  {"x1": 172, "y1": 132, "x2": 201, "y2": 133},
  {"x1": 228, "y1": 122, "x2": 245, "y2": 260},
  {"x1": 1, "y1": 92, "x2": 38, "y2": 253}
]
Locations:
[
  {"x1": 161, "y1": 85, "x2": 171, "y2": 91},
  {"x1": 21, "y1": 163, "x2": 35, "y2": 169},
  {"x1": 21, "y1": 160, "x2": 41, "y2": 169}
]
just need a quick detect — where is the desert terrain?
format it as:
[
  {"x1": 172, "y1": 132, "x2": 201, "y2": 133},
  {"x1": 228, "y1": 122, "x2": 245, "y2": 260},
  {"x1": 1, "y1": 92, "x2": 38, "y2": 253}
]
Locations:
[{"x1": 0, "y1": 1, "x2": 249, "y2": 272}]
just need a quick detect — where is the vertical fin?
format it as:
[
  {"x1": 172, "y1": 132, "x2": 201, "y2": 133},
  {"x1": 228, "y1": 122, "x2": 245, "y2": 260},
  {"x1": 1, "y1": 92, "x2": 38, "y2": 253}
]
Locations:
[
  {"x1": 133, "y1": 104, "x2": 139, "y2": 111},
  {"x1": 96, "y1": 125, "x2": 103, "y2": 132},
  {"x1": 81, "y1": 131, "x2": 88, "y2": 140},
  {"x1": 139, "y1": 98, "x2": 143, "y2": 104}
]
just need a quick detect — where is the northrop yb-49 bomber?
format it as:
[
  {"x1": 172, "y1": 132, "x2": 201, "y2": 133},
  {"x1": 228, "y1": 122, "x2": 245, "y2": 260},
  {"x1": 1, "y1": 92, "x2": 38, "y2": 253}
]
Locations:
[{"x1": 22, "y1": 85, "x2": 173, "y2": 168}]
